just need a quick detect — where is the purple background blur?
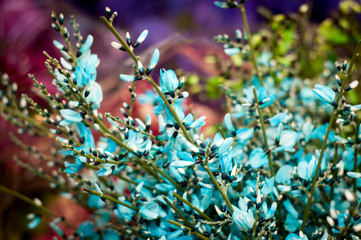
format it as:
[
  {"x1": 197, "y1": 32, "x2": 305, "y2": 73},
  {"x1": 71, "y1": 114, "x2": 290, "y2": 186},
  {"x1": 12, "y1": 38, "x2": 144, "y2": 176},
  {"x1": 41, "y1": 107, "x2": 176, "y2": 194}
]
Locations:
[{"x1": 0, "y1": 0, "x2": 339, "y2": 86}]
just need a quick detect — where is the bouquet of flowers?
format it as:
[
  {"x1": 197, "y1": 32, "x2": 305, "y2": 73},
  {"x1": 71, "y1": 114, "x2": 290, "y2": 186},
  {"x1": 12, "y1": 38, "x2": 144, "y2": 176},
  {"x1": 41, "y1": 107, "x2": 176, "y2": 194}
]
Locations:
[{"x1": 1, "y1": 0, "x2": 361, "y2": 239}]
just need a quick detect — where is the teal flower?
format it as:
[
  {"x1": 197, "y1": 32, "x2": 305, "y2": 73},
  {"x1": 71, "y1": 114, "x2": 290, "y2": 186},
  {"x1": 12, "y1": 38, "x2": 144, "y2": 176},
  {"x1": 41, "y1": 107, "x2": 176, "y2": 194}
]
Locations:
[
  {"x1": 232, "y1": 205, "x2": 255, "y2": 232},
  {"x1": 313, "y1": 84, "x2": 336, "y2": 107}
]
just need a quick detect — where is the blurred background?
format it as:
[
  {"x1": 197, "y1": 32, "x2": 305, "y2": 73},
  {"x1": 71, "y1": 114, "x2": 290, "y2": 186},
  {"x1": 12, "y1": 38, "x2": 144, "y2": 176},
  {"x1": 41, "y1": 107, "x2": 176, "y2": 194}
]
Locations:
[{"x1": 1, "y1": 0, "x2": 357, "y2": 239}]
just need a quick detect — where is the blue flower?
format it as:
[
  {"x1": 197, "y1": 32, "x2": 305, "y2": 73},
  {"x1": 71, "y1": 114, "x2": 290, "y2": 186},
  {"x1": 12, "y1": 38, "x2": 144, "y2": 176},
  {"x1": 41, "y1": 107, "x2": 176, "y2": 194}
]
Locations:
[
  {"x1": 159, "y1": 69, "x2": 181, "y2": 95},
  {"x1": 59, "y1": 109, "x2": 82, "y2": 126},
  {"x1": 248, "y1": 148, "x2": 268, "y2": 169},
  {"x1": 103, "y1": 230, "x2": 120, "y2": 240},
  {"x1": 268, "y1": 112, "x2": 290, "y2": 127},
  {"x1": 27, "y1": 214, "x2": 41, "y2": 229},
  {"x1": 232, "y1": 205, "x2": 255, "y2": 232},
  {"x1": 182, "y1": 113, "x2": 206, "y2": 130},
  {"x1": 64, "y1": 157, "x2": 85, "y2": 174},
  {"x1": 119, "y1": 49, "x2": 160, "y2": 82},
  {"x1": 285, "y1": 232, "x2": 308, "y2": 240},
  {"x1": 262, "y1": 202, "x2": 277, "y2": 219},
  {"x1": 153, "y1": 69, "x2": 187, "y2": 123},
  {"x1": 113, "y1": 200, "x2": 136, "y2": 221},
  {"x1": 283, "y1": 199, "x2": 301, "y2": 232},
  {"x1": 214, "y1": 1, "x2": 240, "y2": 8},
  {"x1": 313, "y1": 84, "x2": 336, "y2": 107},
  {"x1": 261, "y1": 177, "x2": 275, "y2": 196},
  {"x1": 74, "y1": 36, "x2": 100, "y2": 87},
  {"x1": 347, "y1": 172, "x2": 361, "y2": 178},
  {"x1": 77, "y1": 221, "x2": 98, "y2": 239},
  {"x1": 171, "y1": 151, "x2": 196, "y2": 168},
  {"x1": 276, "y1": 165, "x2": 294, "y2": 184},
  {"x1": 84, "y1": 81, "x2": 103, "y2": 110},
  {"x1": 297, "y1": 156, "x2": 317, "y2": 181},
  {"x1": 140, "y1": 201, "x2": 160, "y2": 220},
  {"x1": 87, "y1": 195, "x2": 105, "y2": 209}
]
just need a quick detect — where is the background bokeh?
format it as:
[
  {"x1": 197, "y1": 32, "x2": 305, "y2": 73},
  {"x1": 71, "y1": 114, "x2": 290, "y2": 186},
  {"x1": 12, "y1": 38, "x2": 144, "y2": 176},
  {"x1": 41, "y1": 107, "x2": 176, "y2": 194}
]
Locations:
[{"x1": 0, "y1": 0, "x2": 342, "y2": 239}]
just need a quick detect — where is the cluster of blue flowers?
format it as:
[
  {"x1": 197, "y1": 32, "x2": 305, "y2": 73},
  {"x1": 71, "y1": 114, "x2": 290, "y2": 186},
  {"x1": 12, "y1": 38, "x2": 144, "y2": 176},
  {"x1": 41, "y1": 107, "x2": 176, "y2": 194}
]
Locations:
[{"x1": 0, "y1": 2, "x2": 361, "y2": 240}]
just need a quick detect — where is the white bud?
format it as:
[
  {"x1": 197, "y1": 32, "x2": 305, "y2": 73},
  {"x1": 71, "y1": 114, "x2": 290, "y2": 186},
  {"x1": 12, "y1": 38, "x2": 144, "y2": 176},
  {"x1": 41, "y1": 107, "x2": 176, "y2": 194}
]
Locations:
[
  {"x1": 111, "y1": 41, "x2": 122, "y2": 50},
  {"x1": 33, "y1": 198, "x2": 43, "y2": 206},
  {"x1": 326, "y1": 216, "x2": 335, "y2": 227},
  {"x1": 349, "y1": 80, "x2": 359, "y2": 89}
]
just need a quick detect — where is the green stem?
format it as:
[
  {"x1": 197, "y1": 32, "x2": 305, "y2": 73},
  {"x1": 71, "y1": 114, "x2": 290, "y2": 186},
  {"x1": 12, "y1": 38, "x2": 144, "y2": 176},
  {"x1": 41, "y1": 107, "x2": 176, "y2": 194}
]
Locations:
[
  {"x1": 173, "y1": 192, "x2": 214, "y2": 222},
  {"x1": 150, "y1": 163, "x2": 185, "y2": 192},
  {"x1": 100, "y1": 16, "x2": 139, "y2": 63},
  {"x1": 167, "y1": 220, "x2": 210, "y2": 240},
  {"x1": 353, "y1": 118, "x2": 360, "y2": 193},
  {"x1": 253, "y1": 88, "x2": 274, "y2": 176},
  {"x1": 0, "y1": 104, "x2": 49, "y2": 135},
  {"x1": 204, "y1": 165, "x2": 234, "y2": 213},
  {"x1": 51, "y1": 11, "x2": 77, "y2": 67},
  {"x1": 329, "y1": 143, "x2": 338, "y2": 202},
  {"x1": 252, "y1": 175, "x2": 260, "y2": 240},
  {"x1": 0, "y1": 185, "x2": 76, "y2": 229},
  {"x1": 81, "y1": 187, "x2": 138, "y2": 211},
  {"x1": 162, "y1": 196, "x2": 192, "y2": 227},
  {"x1": 129, "y1": 81, "x2": 136, "y2": 116},
  {"x1": 238, "y1": 4, "x2": 263, "y2": 86},
  {"x1": 146, "y1": 76, "x2": 195, "y2": 144},
  {"x1": 301, "y1": 40, "x2": 361, "y2": 231}
]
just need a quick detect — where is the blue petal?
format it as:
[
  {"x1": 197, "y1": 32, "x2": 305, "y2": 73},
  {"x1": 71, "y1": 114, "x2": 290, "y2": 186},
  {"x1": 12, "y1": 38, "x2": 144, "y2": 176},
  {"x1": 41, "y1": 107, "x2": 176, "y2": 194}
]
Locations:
[
  {"x1": 269, "y1": 112, "x2": 289, "y2": 126},
  {"x1": 218, "y1": 137, "x2": 233, "y2": 153},
  {"x1": 171, "y1": 160, "x2": 196, "y2": 168},
  {"x1": 80, "y1": 35, "x2": 94, "y2": 53},
  {"x1": 236, "y1": 128, "x2": 254, "y2": 144},
  {"x1": 153, "y1": 104, "x2": 166, "y2": 116},
  {"x1": 224, "y1": 48, "x2": 240, "y2": 56},
  {"x1": 265, "y1": 202, "x2": 277, "y2": 219},
  {"x1": 103, "y1": 230, "x2": 120, "y2": 240},
  {"x1": 232, "y1": 206, "x2": 255, "y2": 232},
  {"x1": 224, "y1": 113, "x2": 236, "y2": 133},
  {"x1": 140, "y1": 202, "x2": 159, "y2": 220},
  {"x1": 60, "y1": 109, "x2": 82, "y2": 122},
  {"x1": 220, "y1": 152, "x2": 232, "y2": 174},
  {"x1": 261, "y1": 177, "x2": 274, "y2": 196},
  {"x1": 248, "y1": 148, "x2": 268, "y2": 169},
  {"x1": 120, "y1": 74, "x2": 136, "y2": 82},
  {"x1": 313, "y1": 84, "x2": 336, "y2": 107},
  {"x1": 177, "y1": 152, "x2": 194, "y2": 161},
  {"x1": 27, "y1": 214, "x2": 41, "y2": 229},
  {"x1": 160, "y1": 69, "x2": 178, "y2": 93},
  {"x1": 114, "y1": 201, "x2": 135, "y2": 221},
  {"x1": 277, "y1": 130, "x2": 298, "y2": 151},
  {"x1": 275, "y1": 165, "x2": 294, "y2": 184},
  {"x1": 285, "y1": 233, "x2": 303, "y2": 240},
  {"x1": 147, "y1": 48, "x2": 159, "y2": 73},
  {"x1": 134, "y1": 30, "x2": 148, "y2": 47},
  {"x1": 190, "y1": 116, "x2": 206, "y2": 129},
  {"x1": 84, "y1": 81, "x2": 103, "y2": 110},
  {"x1": 183, "y1": 113, "x2": 194, "y2": 126},
  {"x1": 347, "y1": 172, "x2": 361, "y2": 178},
  {"x1": 214, "y1": 1, "x2": 229, "y2": 8},
  {"x1": 297, "y1": 161, "x2": 308, "y2": 180},
  {"x1": 53, "y1": 40, "x2": 64, "y2": 50}
]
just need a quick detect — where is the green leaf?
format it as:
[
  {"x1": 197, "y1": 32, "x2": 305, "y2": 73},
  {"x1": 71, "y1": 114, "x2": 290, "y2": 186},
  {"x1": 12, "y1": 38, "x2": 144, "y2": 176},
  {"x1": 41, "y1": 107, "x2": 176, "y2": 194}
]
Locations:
[{"x1": 319, "y1": 19, "x2": 349, "y2": 44}]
